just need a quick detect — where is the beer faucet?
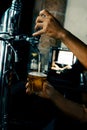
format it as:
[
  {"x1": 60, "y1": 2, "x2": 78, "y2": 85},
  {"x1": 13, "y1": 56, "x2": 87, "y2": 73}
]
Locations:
[{"x1": 0, "y1": 0, "x2": 22, "y2": 36}]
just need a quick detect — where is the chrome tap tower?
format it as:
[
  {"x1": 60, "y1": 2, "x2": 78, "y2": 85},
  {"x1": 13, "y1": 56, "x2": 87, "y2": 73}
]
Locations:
[
  {"x1": 0, "y1": 0, "x2": 22, "y2": 130},
  {"x1": 0, "y1": 0, "x2": 22, "y2": 36}
]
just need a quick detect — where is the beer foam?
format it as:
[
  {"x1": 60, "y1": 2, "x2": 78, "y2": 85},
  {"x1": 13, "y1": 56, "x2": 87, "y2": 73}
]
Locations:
[{"x1": 29, "y1": 72, "x2": 47, "y2": 77}]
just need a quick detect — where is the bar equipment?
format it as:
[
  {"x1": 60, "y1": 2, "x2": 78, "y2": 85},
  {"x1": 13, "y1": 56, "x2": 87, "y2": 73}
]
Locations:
[{"x1": 0, "y1": 0, "x2": 22, "y2": 130}]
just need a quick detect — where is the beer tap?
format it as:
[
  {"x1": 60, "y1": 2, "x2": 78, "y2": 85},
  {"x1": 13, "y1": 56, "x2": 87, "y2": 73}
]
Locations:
[
  {"x1": 0, "y1": 0, "x2": 22, "y2": 37},
  {"x1": 0, "y1": 1, "x2": 22, "y2": 130}
]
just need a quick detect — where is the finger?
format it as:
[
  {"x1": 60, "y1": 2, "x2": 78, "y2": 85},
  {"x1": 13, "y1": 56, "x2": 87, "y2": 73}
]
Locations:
[
  {"x1": 25, "y1": 82, "x2": 29, "y2": 88},
  {"x1": 25, "y1": 82, "x2": 33, "y2": 95},
  {"x1": 42, "y1": 81, "x2": 48, "y2": 91},
  {"x1": 34, "y1": 23, "x2": 43, "y2": 30},
  {"x1": 32, "y1": 29, "x2": 44, "y2": 37},
  {"x1": 36, "y1": 16, "x2": 44, "y2": 23},
  {"x1": 27, "y1": 77, "x2": 29, "y2": 81},
  {"x1": 25, "y1": 82, "x2": 32, "y2": 90},
  {"x1": 43, "y1": 81, "x2": 53, "y2": 89},
  {"x1": 26, "y1": 87, "x2": 32, "y2": 95},
  {"x1": 35, "y1": 91, "x2": 44, "y2": 97},
  {"x1": 39, "y1": 9, "x2": 51, "y2": 17},
  {"x1": 26, "y1": 87, "x2": 30, "y2": 93}
]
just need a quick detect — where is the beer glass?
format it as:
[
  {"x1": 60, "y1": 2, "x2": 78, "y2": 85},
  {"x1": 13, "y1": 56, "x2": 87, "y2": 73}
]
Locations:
[{"x1": 28, "y1": 71, "x2": 47, "y2": 93}]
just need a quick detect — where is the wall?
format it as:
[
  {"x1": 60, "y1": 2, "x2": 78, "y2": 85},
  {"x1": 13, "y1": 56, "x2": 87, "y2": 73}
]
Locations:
[{"x1": 62, "y1": 0, "x2": 87, "y2": 48}]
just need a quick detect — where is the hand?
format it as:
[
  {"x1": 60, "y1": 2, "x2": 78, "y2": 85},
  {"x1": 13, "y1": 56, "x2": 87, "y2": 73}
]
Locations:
[
  {"x1": 37, "y1": 81, "x2": 57, "y2": 99},
  {"x1": 25, "y1": 78, "x2": 33, "y2": 95},
  {"x1": 32, "y1": 9, "x2": 64, "y2": 39},
  {"x1": 51, "y1": 62, "x2": 72, "y2": 70},
  {"x1": 25, "y1": 78, "x2": 56, "y2": 99}
]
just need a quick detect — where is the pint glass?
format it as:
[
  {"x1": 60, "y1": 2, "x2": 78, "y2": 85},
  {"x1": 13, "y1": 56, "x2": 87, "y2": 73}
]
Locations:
[{"x1": 28, "y1": 71, "x2": 47, "y2": 93}]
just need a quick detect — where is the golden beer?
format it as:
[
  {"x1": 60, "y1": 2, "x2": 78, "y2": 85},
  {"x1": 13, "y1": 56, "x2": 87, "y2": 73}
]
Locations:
[{"x1": 28, "y1": 72, "x2": 47, "y2": 92}]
